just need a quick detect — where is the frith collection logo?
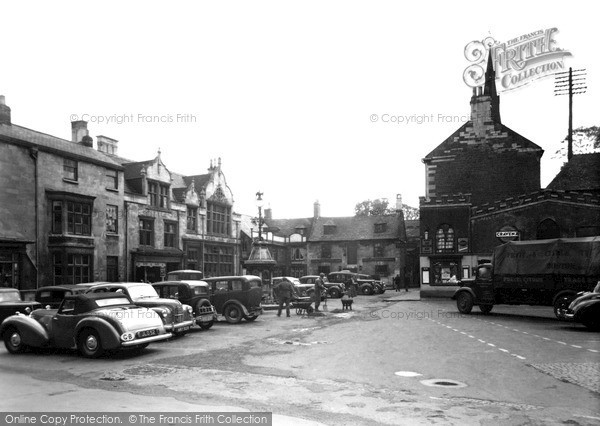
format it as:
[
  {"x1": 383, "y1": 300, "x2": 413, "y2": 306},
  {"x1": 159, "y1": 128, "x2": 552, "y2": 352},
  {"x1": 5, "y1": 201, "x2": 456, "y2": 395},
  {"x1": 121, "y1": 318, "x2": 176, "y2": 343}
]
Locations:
[{"x1": 463, "y1": 28, "x2": 572, "y2": 92}]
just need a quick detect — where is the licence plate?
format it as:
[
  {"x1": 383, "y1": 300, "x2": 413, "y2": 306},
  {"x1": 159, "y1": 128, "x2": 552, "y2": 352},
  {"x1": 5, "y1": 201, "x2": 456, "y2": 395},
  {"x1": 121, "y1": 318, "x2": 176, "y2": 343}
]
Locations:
[
  {"x1": 136, "y1": 329, "x2": 158, "y2": 338},
  {"x1": 179, "y1": 326, "x2": 191, "y2": 331},
  {"x1": 199, "y1": 316, "x2": 213, "y2": 323}
]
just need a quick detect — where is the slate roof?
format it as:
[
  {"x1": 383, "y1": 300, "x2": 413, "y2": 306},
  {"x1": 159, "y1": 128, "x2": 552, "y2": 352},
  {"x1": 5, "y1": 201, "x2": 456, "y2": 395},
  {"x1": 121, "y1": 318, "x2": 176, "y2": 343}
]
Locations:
[
  {"x1": 424, "y1": 121, "x2": 543, "y2": 159},
  {"x1": 264, "y1": 218, "x2": 313, "y2": 236},
  {"x1": 0, "y1": 123, "x2": 122, "y2": 169},
  {"x1": 122, "y1": 160, "x2": 155, "y2": 180},
  {"x1": 547, "y1": 153, "x2": 600, "y2": 192},
  {"x1": 309, "y1": 215, "x2": 406, "y2": 242}
]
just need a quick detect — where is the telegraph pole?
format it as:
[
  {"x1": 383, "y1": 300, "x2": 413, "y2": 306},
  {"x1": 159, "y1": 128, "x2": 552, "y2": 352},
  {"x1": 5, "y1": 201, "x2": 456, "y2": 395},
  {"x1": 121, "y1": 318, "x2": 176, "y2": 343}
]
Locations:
[{"x1": 554, "y1": 68, "x2": 587, "y2": 160}]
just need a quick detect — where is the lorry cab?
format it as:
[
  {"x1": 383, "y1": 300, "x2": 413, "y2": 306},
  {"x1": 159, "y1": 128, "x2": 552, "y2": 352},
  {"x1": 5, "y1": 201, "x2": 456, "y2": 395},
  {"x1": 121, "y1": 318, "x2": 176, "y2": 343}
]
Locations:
[{"x1": 453, "y1": 264, "x2": 495, "y2": 314}]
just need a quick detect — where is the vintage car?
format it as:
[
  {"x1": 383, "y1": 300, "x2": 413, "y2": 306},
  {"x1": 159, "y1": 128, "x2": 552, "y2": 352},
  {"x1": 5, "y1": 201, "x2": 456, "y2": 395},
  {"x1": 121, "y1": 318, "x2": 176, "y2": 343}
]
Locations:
[
  {"x1": 0, "y1": 292, "x2": 171, "y2": 357},
  {"x1": 299, "y1": 275, "x2": 345, "y2": 298},
  {"x1": 85, "y1": 283, "x2": 194, "y2": 335},
  {"x1": 272, "y1": 277, "x2": 312, "y2": 299},
  {"x1": 0, "y1": 288, "x2": 42, "y2": 323},
  {"x1": 203, "y1": 276, "x2": 263, "y2": 324},
  {"x1": 35, "y1": 285, "x2": 92, "y2": 309},
  {"x1": 165, "y1": 270, "x2": 204, "y2": 281},
  {"x1": 328, "y1": 271, "x2": 385, "y2": 295},
  {"x1": 152, "y1": 280, "x2": 217, "y2": 329},
  {"x1": 565, "y1": 291, "x2": 600, "y2": 331}
]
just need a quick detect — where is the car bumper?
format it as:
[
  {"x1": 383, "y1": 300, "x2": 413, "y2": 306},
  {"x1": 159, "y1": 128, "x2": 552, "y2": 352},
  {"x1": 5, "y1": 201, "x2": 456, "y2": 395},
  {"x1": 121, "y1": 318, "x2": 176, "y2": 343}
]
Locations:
[
  {"x1": 164, "y1": 320, "x2": 195, "y2": 332},
  {"x1": 122, "y1": 333, "x2": 173, "y2": 347}
]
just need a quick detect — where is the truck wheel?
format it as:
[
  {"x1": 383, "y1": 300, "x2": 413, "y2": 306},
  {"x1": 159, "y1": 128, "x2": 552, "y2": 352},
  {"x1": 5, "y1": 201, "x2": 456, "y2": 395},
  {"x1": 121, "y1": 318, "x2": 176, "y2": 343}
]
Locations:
[
  {"x1": 329, "y1": 288, "x2": 340, "y2": 298},
  {"x1": 361, "y1": 285, "x2": 373, "y2": 296},
  {"x1": 78, "y1": 328, "x2": 104, "y2": 358},
  {"x1": 3, "y1": 327, "x2": 27, "y2": 354},
  {"x1": 456, "y1": 292, "x2": 474, "y2": 314},
  {"x1": 479, "y1": 305, "x2": 493, "y2": 314},
  {"x1": 553, "y1": 294, "x2": 574, "y2": 320},
  {"x1": 224, "y1": 305, "x2": 243, "y2": 324}
]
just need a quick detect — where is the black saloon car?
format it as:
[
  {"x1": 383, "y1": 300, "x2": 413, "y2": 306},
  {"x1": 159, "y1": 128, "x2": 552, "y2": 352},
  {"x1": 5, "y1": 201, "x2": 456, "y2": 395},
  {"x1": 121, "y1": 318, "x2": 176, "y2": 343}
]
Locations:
[
  {"x1": 0, "y1": 288, "x2": 42, "y2": 323},
  {"x1": 153, "y1": 280, "x2": 217, "y2": 329}
]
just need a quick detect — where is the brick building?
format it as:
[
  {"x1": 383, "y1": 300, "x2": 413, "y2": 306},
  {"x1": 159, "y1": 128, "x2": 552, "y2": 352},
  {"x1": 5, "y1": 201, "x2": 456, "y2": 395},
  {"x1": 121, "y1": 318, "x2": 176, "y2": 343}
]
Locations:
[
  {"x1": 0, "y1": 98, "x2": 125, "y2": 293},
  {"x1": 418, "y1": 55, "x2": 600, "y2": 286}
]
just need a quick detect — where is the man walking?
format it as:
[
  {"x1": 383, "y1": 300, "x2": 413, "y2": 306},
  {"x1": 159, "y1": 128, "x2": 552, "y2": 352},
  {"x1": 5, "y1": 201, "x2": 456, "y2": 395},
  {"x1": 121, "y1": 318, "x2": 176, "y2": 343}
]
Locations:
[
  {"x1": 276, "y1": 278, "x2": 297, "y2": 317},
  {"x1": 314, "y1": 273, "x2": 327, "y2": 312},
  {"x1": 394, "y1": 274, "x2": 401, "y2": 292}
]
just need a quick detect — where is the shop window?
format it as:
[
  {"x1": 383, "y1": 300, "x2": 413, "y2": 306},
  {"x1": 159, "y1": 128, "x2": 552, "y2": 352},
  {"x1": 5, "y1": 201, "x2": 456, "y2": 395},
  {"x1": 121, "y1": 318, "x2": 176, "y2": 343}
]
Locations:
[
  {"x1": 432, "y1": 261, "x2": 458, "y2": 284},
  {"x1": 53, "y1": 252, "x2": 92, "y2": 284},
  {"x1": 435, "y1": 224, "x2": 455, "y2": 253}
]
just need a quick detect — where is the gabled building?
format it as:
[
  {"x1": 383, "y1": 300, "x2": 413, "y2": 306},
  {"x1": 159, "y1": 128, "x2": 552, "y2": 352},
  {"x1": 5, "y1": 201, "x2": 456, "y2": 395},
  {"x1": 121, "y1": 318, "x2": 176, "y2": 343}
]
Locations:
[
  {"x1": 419, "y1": 54, "x2": 600, "y2": 286},
  {"x1": 0, "y1": 97, "x2": 125, "y2": 295}
]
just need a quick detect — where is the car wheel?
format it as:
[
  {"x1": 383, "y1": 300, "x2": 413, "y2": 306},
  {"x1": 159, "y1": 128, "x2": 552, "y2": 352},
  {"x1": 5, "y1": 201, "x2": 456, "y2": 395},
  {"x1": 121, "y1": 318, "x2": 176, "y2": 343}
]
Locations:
[
  {"x1": 479, "y1": 304, "x2": 493, "y2": 314},
  {"x1": 224, "y1": 305, "x2": 243, "y2": 324},
  {"x1": 456, "y1": 292, "x2": 474, "y2": 314},
  {"x1": 3, "y1": 327, "x2": 27, "y2": 354},
  {"x1": 361, "y1": 285, "x2": 373, "y2": 296},
  {"x1": 78, "y1": 328, "x2": 104, "y2": 358},
  {"x1": 245, "y1": 314, "x2": 259, "y2": 322},
  {"x1": 198, "y1": 321, "x2": 214, "y2": 330},
  {"x1": 329, "y1": 288, "x2": 340, "y2": 299},
  {"x1": 554, "y1": 294, "x2": 574, "y2": 320}
]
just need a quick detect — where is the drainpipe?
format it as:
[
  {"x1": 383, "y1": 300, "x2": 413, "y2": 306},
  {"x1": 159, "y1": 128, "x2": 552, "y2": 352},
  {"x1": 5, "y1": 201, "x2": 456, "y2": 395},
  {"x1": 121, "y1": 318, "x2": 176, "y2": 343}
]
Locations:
[
  {"x1": 125, "y1": 201, "x2": 129, "y2": 281},
  {"x1": 28, "y1": 147, "x2": 39, "y2": 289}
]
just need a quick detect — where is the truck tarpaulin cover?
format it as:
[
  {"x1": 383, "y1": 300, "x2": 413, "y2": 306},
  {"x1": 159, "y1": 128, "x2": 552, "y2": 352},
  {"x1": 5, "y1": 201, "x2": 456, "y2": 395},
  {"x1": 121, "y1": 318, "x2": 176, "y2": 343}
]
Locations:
[{"x1": 493, "y1": 237, "x2": 600, "y2": 276}]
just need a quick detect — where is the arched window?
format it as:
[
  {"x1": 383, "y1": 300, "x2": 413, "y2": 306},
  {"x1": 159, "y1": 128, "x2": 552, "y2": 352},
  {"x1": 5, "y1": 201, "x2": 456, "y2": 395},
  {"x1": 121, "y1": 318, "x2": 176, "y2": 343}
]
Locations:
[
  {"x1": 436, "y1": 224, "x2": 455, "y2": 253},
  {"x1": 537, "y1": 218, "x2": 560, "y2": 239}
]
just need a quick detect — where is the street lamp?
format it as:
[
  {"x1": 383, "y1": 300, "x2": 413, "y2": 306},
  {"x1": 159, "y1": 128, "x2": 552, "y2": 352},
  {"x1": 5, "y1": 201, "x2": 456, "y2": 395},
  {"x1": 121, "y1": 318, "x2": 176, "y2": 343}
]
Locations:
[{"x1": 255, "y1": 191, "x2": 264, "y2": 241}]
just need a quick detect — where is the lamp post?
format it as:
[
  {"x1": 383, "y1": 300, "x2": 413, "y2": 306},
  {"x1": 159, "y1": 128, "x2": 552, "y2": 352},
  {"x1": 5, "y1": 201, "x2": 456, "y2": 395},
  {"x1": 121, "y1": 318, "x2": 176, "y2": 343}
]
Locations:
[{"x1": 255, "y1": 191, "x2": 264, "y2": 241}]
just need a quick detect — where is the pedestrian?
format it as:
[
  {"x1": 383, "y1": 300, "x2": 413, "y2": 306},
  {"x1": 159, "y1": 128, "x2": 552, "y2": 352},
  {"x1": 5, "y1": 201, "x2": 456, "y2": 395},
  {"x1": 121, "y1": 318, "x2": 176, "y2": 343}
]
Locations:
[
  {"x1": 314, "y1": 273, "x2": 327, "y2": 312},
  {"x1": 394, "y1": 274, "x2": 401, "y2": 292},
  {"x1": 276, "y1": 278, "x2": 297, "y2": 317},
  {"x1": 349, "y1": 274, "x2": 358, "y2": 298}
]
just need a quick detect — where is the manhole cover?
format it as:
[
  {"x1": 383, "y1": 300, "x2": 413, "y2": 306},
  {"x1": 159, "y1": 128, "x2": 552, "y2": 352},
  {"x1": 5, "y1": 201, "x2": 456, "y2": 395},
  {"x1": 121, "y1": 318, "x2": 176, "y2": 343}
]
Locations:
[
  {"x1": 420, "y1": 379, "x2": 467, "y2": 388},
  {"x1": 394, "y1": 371, "x2": 422, "y2": 377}
]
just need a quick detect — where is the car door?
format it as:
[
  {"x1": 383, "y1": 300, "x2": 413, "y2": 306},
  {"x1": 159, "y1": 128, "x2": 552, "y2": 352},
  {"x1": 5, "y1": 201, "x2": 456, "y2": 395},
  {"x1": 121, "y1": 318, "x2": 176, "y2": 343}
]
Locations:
[
  {"x1": 210, "y1": 279, "x2": 231, "y2": 314},
  {"x1": 52, "y1": 299, "x2": 80, "y2": 348}
]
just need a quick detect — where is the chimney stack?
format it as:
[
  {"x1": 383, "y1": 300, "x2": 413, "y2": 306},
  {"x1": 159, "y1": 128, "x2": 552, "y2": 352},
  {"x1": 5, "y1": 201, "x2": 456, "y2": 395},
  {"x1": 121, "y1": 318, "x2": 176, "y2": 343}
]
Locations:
[
  {"x1": 97, "y1": 135, "x2": 119, "y2": 155},
  {"x1": 396, "y1": 194, "x2": 403, "y2": 211},
  {"x1": 0, "y1": 95, "x2": 11, "y2": 125},
  {"x1": 264, "y1": 206, "x2": 272, "y2": 221},
  {"x1": 313, "y1": 200, "x2": 321, "y2": 219},
  {"x1": 71, "y1": 120, "x2": 89, "y2": 144}
]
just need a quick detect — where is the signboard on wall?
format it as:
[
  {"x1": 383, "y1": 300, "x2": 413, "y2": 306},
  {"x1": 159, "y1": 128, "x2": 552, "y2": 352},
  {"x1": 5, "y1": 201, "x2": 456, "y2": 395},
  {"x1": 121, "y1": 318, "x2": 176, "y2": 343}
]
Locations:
[{"x1": 496, "y1": 225, "x2": 520, "y2": 243}]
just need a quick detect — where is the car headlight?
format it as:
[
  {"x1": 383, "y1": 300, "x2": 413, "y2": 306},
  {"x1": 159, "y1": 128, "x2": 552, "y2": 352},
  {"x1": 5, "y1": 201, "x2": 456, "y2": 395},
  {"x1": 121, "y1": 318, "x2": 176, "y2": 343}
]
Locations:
[
  {"x1": 185, "y1": 304, "x2": 193, "y2": 314},
  {"x1": 157, "y1": 308, "x2": 170, "y2": 318}
]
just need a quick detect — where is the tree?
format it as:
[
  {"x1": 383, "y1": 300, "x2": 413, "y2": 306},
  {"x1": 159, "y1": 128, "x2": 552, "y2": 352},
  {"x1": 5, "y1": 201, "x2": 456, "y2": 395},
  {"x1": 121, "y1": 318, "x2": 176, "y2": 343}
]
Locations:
[{"x1": 355, "y1": 198, "x2": 420, "y2": 219}]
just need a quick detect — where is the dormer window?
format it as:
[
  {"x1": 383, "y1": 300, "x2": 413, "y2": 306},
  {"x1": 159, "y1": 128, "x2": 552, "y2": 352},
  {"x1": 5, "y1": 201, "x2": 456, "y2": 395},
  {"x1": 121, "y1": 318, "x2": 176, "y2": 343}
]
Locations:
[
  {"x1": 374, "y1": 223, "x2": 387, "y2": 233},
  {"x1": 323, "y1": 225, "x2": 336, "y2": 235},
  {"x1": 148, "y1": 181, "x2": 169, "y2": 208},
  {"x1": 295, "y1": 227, "x2": 305, "y2": 236}
]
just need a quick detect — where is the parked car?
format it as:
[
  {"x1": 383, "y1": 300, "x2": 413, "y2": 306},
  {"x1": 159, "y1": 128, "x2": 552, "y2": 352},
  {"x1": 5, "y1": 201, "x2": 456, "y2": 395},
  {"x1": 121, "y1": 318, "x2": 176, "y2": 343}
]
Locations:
[
  {"x1": 328, "y1": 271, "x2": 384, "y2": 295},
  {"x1": 165, "y1": 270, "x2": 204, "y2": 281},
  {"x1": 1, "y1": 292, "x2": 171, "y2": 357},
  {"x1": 565, "y1": 291, "x2": 600, "y2": 331},
  {"x1": 85, "y1": 282, "x2": 194, "y2": 335},
  {"x1": 152, "y1": 280, "x2": 217, "y2": 329},
  {"x1": 0, "y1": 288, "x2": 42, "y2": 323},
  {"x1": 299, "y1": 275, "x2": 345, "y2": 299},
  {"x1": 203, "y1": 276, "x2": 263, "y2": 324},
  {"x1": 35, "y1": 285, "x2": 91, "y2": 309}
]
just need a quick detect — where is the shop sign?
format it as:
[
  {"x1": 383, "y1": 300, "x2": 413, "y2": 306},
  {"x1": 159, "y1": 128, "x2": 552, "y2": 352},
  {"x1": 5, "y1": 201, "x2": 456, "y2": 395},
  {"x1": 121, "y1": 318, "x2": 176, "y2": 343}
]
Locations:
[{"x1": 496, "y1": 226, "x2": 520, "y2": 243}]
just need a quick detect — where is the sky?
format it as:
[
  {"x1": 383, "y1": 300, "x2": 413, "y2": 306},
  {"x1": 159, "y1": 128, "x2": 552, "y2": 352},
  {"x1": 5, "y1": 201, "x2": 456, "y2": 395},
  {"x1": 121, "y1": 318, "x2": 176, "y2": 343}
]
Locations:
[{"x1": 2, "y1": 1, "x2": 597, "y2": 219}]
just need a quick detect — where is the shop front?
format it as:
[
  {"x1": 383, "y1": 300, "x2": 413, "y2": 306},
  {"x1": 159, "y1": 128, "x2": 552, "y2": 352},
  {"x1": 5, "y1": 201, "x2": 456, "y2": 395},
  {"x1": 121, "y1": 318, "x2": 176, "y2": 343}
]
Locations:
[{"x1": 132, "y1": 247, "x2": 183, "y2": 283}]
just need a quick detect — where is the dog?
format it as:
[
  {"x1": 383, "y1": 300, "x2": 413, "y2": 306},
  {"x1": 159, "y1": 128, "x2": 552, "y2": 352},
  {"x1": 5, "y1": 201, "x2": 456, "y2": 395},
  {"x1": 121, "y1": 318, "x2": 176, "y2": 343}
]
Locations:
[{"x1": 341, "y1": 295, "x2": 353, "y2": 311}]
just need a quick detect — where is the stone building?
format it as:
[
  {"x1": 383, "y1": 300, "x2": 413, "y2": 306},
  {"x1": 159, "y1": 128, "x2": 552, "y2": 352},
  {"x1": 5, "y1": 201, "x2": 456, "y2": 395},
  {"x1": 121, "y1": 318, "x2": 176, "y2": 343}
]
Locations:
[
  {"x1": 418, "y1": 55, "x2": 600, "y2": 286},
  {"x1": 0, "y1": 97, "x2": 125, "y2": 294},
  {"x1": 260, "y1": 198, "x2": 408, "y2": 283}
]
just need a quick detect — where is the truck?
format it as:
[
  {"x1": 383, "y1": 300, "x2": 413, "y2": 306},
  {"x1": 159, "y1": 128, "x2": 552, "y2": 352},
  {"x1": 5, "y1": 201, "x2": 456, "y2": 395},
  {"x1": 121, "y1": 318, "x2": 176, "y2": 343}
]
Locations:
[{"x1": 452, "y1": 237, "x2": 600, "y2": 318}]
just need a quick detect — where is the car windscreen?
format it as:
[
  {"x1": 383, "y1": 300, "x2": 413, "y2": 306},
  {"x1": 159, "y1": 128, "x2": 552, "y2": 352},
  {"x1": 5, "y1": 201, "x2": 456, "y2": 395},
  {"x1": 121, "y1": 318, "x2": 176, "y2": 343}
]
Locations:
[
  {"x1": 95, "y1": 297, "x2": 132, "y2": 307},
  {"x1": 127, "y1": 285, "x2": 159, "y2": 299},
  {"x1": 0, "y1": 290, "x2": 21, "y2": 302}
]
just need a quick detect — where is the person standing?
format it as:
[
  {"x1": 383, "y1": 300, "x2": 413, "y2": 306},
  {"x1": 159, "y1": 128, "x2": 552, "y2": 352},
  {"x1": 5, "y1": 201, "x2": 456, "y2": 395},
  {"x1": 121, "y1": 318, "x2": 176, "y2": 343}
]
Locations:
[
  {"x1": 314, "y1": 273, "x2": 327, "y2": 311},
  {"x1": 349, "y1": 274, "x2": 358, "y2": 298},
  {"x1": 276, "y1": 278, "x2": 297, "y2": 317},
  {"x1": 394, "y1": 274, "x2": 401, "y2": 292}
]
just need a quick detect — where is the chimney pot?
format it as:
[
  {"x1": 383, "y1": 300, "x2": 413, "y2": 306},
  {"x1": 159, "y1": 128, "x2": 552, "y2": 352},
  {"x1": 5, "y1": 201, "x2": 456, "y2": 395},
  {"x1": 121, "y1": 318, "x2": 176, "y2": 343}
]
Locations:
[
  {"x1": 71, "y1": 120, "x2": 89, "y2": 143},
  {"x1": 313, "y1": 200, "x2": 321, "y2": 219}
]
